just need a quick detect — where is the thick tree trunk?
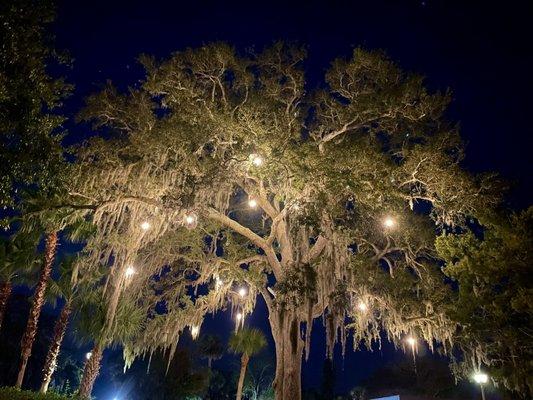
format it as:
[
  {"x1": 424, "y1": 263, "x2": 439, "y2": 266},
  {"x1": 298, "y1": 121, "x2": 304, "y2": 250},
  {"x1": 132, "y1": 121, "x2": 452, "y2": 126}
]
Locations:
[
  {"x1": 40, "y1": 299, "x2": 72, "y2": 393},
  {"x1": 270, "y1": 309, "x2": 304, "y2": 400},
  {"x1": 236, "y1": 353, "x2": 249, "y2": 400},
  {"x1": 78, "y1": 343, "x2": 104, "y2": 399},
  {"x1": 16, "y1": 231, "x2": 58, "y2": 388},
  {"x1": 0, "y1": 280, "x2": 12, "y2": 331}
]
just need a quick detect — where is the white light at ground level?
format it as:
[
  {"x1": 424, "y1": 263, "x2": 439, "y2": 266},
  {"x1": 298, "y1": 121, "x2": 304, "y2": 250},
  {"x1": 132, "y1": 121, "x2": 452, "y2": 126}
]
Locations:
[
  {"x1": 406, "y1": 336, "x2": 416, "y2": 347},
  {"x1": 140, "y1": 221, "x2": 151, "y2": 231},
  {"x1": 383, "y1": 217, "x2": 396, "y2": 228},
  {"x1": 238, "y1": 287, "x2": 247, "y2": 298},
  {"x1": 249, "y1": 154, "x2": 263, "y2": 166},
  {"x1": 85, "y1": 352, "x2": 92, "y2": 360},
  {"x1": 357, "y1": 301, "x2": 368, "y2": 312},
  {"x1": 248, "y1": 198, "x2": 258, "y2": 208},
  {"x1": 473, "y1": 372, "x2": 488, "y2": 384},
  {"x1": 125, "y1": 266, "x2": 136, "y2": 278}
]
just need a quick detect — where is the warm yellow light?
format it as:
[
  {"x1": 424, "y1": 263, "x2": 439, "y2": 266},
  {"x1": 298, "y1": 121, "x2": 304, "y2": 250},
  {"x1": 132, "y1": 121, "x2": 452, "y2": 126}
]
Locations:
[
  {"x1": 236, "y1": 312, "x2": 243, "y2": 321},
  {"x1": 85, "y1": 352, "x2": 92, "y2": 360},
  {"x1": 357, "y1": 301, "x2": 368, "y2": 312},
  {"x1": 140, "y1": 221, "x2": 151, "y2": 231},
  {"x1": 125, "y1": 266, "x2": 136, "y2": 278},
  {"x1": 184, "y1": 213, "x2": 198, "y2": 228},
  {"x1": 248, "y1": 198, "x2": 258, "y2": 209},
  {"x1": 238, "y1": 287, "x2": 247, "y2": 298},
  {"x1": 249, "y1": 154, "x2": 263, "y2": 167},
  {"x1": 215, "y1": 276, "x2": 223, "y2": 289},
  {"x1": 473, "y1": 372, "x2": 488, "y2": 384},
  {"x1": 383, "y1": 217, "x2": 396, "y2": 228},
  {"x1": 191, "y1": 325, "x2": 200, "y2": 340},
  {"x1": 406, "y1": 336, "x2": 416, "y2": 347}
]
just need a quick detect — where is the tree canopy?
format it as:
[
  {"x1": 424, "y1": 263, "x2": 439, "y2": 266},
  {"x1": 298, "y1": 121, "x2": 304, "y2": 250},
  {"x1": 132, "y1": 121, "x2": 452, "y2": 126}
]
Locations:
[{"x1": 27, "y1": 42, "x2": 524, "y2": 398}]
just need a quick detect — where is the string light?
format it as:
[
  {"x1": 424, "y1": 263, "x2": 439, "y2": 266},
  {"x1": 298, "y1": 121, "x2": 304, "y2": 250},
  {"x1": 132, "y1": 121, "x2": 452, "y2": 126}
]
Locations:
[
  {"x1": 125, "y1": 266, "x2": 136, "y2": 278},
  {"x1": 383, "y1": 216, "x2": 396, "y2": 228},
  {"x1": 184, "y1": 213, "x2": 198, "y2": 229},
  {"x1": 215, "y1": 276, "x2": 223, "y2": 290},
  {"x1": 238, "y1": 287, "x2": 247, "y2": 298},
  {"x1": 191, "y1": 325, "x2": 200, "y2": 340},
  {"x1": 249, "y1": 154, "x2": 263, "y2": 167},
  {"x1": 473, "y1": 372, "x2": 488, "y2": 384},
  {"x1": 140, "y1": 221, "x2": 151, "y2": 231},
  {"x1": 248, "y1": 198, "x2": 258, "y2": 209},
  {"x1": 357, "y1": 301, "x2": 368, "y2": 312}
]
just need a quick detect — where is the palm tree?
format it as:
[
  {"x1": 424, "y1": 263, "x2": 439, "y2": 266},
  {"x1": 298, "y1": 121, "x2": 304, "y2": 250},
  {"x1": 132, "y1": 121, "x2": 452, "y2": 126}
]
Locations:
[
  {"x1": 229, "y1": 328, "x2": 267, "y2": 400},
  {"x1": 199, "y1": 334, "x2": 224, "y2": 369},
  {"x1": 16, "y1": 230, "x2": 58, "y2": 388},
  {"x1": 40, "y1": 256, "x2": 93, "y2": 393},
  {"x1": 74, "y1": 291, "x2": 144, "y2": 398},
  {"x1": 0, "y1": 234, "x2": 39, "y2": 331}
]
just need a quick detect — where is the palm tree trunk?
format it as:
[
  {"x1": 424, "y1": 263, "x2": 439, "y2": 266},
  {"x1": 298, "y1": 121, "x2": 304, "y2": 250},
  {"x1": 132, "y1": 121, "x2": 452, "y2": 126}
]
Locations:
[
  {"x1": 0, "y1": 280, "x2": 12, "y2": 331},
  {"x1": 78, "y1": 343, "x2": 104, "y2": 399},
  {"x1": 40, "y1": 299, "x2": 72, "y2": 393},
  {"x1": 16, "y1": 231, "x2": 58, "y2": 388},
  {"x1": 236, "y1": 353, "x2": 249, "y2": 400}
]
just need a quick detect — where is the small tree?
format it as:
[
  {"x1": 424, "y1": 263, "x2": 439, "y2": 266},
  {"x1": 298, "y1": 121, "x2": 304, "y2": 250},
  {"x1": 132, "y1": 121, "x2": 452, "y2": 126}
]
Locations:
[
  {"x1": 229, "y1": 328, "x2": 267, "y2": 400},
  {"x1": 199, "y1": 334, "x2": 224, "y2": 369}
]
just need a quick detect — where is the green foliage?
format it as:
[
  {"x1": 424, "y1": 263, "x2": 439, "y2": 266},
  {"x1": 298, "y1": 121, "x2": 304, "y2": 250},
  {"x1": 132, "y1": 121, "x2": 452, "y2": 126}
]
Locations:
[
  {"x1": 229, "y1": 328, "x2": 267, "y2": 358},
  {"x1": 0, "y1": 0, "x2": 71, "y2": 211},
  {"x1": 436, "y1": 207, "x2": 533, "y2": 397},
  {"x1": 0, "y1": 387, "x2": 78, "y2": 400},
  {"x1": 0, "y1": 232, "x2": 41, "y2": 283}
]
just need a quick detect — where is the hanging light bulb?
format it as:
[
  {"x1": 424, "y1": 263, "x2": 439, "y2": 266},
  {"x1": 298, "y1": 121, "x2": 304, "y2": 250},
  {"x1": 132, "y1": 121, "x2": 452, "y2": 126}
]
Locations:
[
  {"x1": 248, "y1": 198, "x2": 258, "y2": 209},
  {"x1": 183, "y1": 212, "x2": 198, "y2": 229},
  {"x1": 249, "y1": 154, "x2": 263, "y2": 167},
  {"x1": 140, "y1": 221, "x2": 151, "y2": 231},
  {"x1": 357, "y1": 301, "x2": 368, "y2": 312},
  {"x1": 238, "y1": 287, "x2": 247, "y2": 298},
  {"x1": 215, "y1": 276, "x2": 223, "y2": 290},
  {"x1": 383, "y1": 216, "x2": 396, "y2": 229},
  {"x1": 236, "y1": 312, "x2": 243, "y2": 322},
  {"x1": 406, "y1": 336, "x2": 416, "y2": 347},
  {"x1": 125, "y1": 266, "x2": 136, "y2": 278},
  {"x1": 191, "y1": 325, "x2": 200, "y2": 340},
  {"x1": 85, "y1": 352, "x2": 92, "y2": 360}
]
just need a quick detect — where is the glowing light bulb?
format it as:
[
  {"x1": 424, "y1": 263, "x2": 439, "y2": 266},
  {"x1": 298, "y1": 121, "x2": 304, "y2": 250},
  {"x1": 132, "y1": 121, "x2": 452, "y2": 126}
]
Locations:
[
  {"x1": 248, "y1": 198, "x2": 258, "y2": 208},
  {"x1": 249, "y1": 154, "x2": 263, "y2": 166},
  {"x1": 85, "y1": 352, "x2": 92, "y2": 360},
  {"x1": 238, "y1": 287, "x2": 247, "y2": 298},
  {"x1": 125, "y1": 266, "x2": 136, "y2": 278},
  {"x1": 215, "y1": 276, "x2": 223, "y2": 289},
  {"x1": 184, "y1": 213, "x2": 198, "y2": 229},
  {"x1": 383, "y1": 217, "x2": 396, "y2": 228},
  {"x1": 236, "y1": 312, "x2": 243, "y2": 321},
  {"x1": 140, "y1": 221, "x2": 151, "y2": 231},
  {"x1": 406, "y1": 336, "x2": 416, "y2": 347},
  {"x1": 473, "y1": 372, "x2": 488, "y2": 384},
  {"x1": 191, "y1": 325, "x2": 200, "y2": 339},
  {"x1": 357, "y1": 301, "x2": 368, "y2": 312}
]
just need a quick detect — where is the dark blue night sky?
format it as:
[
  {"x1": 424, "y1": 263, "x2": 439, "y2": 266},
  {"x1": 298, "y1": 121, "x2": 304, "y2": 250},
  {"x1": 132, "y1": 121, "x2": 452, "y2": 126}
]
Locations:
[{"x1": 50, "y1": 0, "x2": 532, "y2": 396}]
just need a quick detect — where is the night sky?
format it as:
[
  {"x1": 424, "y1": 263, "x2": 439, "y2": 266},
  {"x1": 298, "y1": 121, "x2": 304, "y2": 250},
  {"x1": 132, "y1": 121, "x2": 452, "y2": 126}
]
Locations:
[{"x1": 50, "y1": 0, "x2": 532, "y2": 396}]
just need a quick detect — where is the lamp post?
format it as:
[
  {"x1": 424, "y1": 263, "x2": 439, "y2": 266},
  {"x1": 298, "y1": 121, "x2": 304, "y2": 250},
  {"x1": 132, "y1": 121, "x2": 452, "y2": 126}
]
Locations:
[{"x1": 473, "y1": 372, "x2": 488, "y2": 400}]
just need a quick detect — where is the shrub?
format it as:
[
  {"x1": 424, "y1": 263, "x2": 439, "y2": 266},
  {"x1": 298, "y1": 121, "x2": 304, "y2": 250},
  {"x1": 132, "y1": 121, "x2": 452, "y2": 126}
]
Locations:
[{"x1": 0, "y1": 387, "x2": 79, "y2": 400}]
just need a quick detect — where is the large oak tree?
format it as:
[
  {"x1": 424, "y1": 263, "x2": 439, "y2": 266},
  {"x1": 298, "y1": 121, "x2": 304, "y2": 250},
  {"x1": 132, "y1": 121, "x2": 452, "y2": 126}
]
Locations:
[{"x1": 65, "y1": 43, "x2": 500, "y2": 399}]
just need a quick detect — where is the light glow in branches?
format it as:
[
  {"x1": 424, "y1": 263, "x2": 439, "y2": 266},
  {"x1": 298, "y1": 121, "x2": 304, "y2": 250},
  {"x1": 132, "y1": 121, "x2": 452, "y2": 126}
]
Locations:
[
  {"x1": 140, "y1": 221, "x2": 151, "y2": 231},
  {"x1": 248, "y1": 198, "x2": 258, "y2": 209},
  {"x1": 383, "y1": 217, "x2": 396, "y2": 229},
  {"x1": 249, "y1": 154, "x2": 263, "y2": 167}
]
